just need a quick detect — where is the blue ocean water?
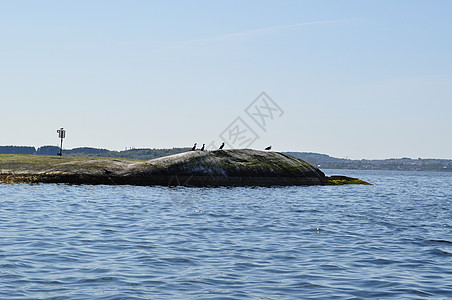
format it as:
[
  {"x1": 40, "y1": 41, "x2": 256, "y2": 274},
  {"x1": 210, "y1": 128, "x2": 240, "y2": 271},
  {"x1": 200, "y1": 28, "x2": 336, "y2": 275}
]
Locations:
[{"x1": 1, "y1": 170, "x2": 451, "y2": 299}]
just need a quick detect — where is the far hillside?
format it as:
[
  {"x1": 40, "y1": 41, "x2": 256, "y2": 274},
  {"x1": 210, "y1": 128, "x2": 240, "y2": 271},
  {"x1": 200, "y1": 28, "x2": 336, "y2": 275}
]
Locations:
[{"x1": 287, "y1": 152, "x2": 452, "y2": 172}]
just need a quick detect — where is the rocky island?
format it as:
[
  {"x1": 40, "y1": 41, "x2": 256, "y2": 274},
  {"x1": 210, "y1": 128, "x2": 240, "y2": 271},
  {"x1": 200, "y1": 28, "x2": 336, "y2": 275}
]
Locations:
[{"x1": 0, "y1": 149, "x2": 369, "y2": 186}]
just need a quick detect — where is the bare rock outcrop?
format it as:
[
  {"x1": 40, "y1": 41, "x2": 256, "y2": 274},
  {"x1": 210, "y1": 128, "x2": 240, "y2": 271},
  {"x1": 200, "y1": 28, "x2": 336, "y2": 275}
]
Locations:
[{"x1": 0, "y1": 149, "x2": 369, "y2": 186}]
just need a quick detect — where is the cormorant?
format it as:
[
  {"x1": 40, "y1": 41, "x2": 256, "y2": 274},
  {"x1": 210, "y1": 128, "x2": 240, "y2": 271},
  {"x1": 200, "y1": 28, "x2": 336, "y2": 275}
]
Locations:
[
  {"x1": 219, "y1": 142, "x2": 225, "y2": 150},
  {"x1": 191, "y1": 143, "x2": 197, "y2": 151},
  {"x1": 200, "y1": 144, "x2": 205, "y2": 151},
  {"x1": 265, "y1": 146, "x2": 272, "y2": 151}
]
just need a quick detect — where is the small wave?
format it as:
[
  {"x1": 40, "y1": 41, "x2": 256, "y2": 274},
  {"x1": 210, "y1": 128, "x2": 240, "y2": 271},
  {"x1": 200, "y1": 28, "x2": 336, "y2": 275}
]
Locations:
[
  {"x1": 356, "y1": 257, "x2": 398, "y2": 265},
  {"x1": 430, "y1": 248, "x2": 451, "y2": 256},
  {"x1": 0, "y1": 263, "x2": 18, "y2": 269},
  {"x1": 428, "y1": 239, "x2": 452, "y2": 245},
  {"x1": 161, "y1": 257, "x2": 196, "y2": 265},
  {"x1": 78, "y1": 276, "x2": 117, "y2": 283}
]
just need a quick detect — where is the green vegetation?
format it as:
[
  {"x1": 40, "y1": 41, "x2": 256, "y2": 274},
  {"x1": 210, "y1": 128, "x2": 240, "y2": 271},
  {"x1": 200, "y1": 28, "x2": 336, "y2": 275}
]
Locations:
[
  {"x1": 0, "y1": 154, "x2": 77, "y2": 171},
  {"x1": 0, "y1": 175, "x2": 34, "y2": 183},
  {"x1": 327, "y1": 176, "x2": 371, "y2": 185},
  {"x1": 0, "y1": 154, "x2": 140, "y2": 184}
]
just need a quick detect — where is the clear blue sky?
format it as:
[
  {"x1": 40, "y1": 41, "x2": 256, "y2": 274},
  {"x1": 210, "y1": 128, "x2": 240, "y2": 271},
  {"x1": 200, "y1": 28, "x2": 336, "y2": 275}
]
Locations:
[{"x1": 1, "y1": 1, "x2": 451, "y2": 159}]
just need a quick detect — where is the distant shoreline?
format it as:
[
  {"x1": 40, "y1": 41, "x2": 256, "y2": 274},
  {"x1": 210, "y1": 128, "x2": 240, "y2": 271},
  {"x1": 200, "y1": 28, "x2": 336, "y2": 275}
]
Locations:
[{"x1": 0, "y1": 145, "x2": 450, "y2": 172}]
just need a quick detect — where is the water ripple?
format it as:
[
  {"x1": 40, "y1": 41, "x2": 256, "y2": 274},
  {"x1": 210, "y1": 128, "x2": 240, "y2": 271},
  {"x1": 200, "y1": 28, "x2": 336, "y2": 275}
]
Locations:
[{"x1": 1, "y1": 171, "x2": 452, "y2": 299}]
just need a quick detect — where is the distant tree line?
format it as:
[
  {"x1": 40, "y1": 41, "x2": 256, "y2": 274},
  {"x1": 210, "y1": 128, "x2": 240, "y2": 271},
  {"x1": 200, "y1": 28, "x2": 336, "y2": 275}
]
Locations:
[
  {"x1": 0, "y1": 146, "x2": 36, "y2": 155},
  {"x1": 0, "y1": 145, "x2": 190, "y2": 160}
]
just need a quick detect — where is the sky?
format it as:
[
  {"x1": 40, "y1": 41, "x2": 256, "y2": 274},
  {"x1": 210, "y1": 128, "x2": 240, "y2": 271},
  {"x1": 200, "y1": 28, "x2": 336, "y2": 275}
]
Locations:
[{"x1": 1, "y1": 0, "x2": 451, "y2": 159}]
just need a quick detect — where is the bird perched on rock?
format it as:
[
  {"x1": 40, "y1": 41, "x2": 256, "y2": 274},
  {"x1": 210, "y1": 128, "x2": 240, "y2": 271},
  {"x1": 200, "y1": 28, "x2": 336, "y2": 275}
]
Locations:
[
  {"x1": 200, "y1": 144, "x2": 205, "y2": 151},
  {"x1": 219, "y1": 142, "x2": 225, "y2": 150},
  {"x1": 191, "y1": 143, "x2": 197, "y2": 151},
  {"x1": 265, "y1": 146, "x2": 272, "y2": 150}
]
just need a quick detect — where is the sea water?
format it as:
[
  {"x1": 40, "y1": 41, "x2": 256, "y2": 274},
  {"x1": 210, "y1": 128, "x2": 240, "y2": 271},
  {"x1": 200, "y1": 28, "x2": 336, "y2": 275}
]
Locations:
[{"x1": 0, "y1": 170, "x2": 451, "y2": 299}]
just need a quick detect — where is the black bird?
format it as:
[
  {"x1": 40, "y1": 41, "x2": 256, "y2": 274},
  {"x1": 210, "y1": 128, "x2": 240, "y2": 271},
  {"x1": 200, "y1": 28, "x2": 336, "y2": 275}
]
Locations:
[
  {"x1": 219, "y1": 142, "x2": 225, "y2": 150},
  {"x1": 265, "y1": 145, "x2": 272, "y2": 151},
  {"x1": 200, "y1": 144, "x2": 205, "y2": 151},
  {"x1": 191, "y1": 143, "x2": 197, "y2": 151}
]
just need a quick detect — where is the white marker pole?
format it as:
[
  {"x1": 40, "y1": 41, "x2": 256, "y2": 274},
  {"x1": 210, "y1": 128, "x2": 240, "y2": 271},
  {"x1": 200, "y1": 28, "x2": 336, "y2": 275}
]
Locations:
[{"x1": 57, "y1": 128, "x2": 66, "y2": 156}]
